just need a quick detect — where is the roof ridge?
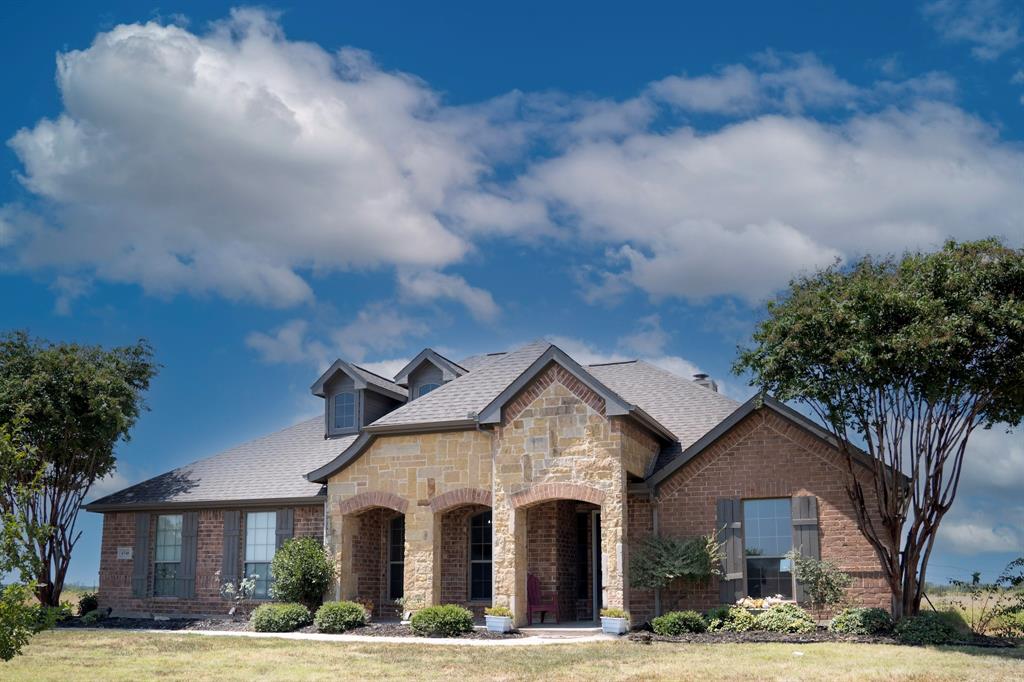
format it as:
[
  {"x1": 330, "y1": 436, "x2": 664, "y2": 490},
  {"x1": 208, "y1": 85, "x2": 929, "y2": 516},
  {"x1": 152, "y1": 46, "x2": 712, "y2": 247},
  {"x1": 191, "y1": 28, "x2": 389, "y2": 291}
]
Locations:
[
  {"x1": 587, "y1": 359, "x2": 638, "y2": 367},
  {"x1": 352, "y1": 363, "x2": 403, "y2": 384}
]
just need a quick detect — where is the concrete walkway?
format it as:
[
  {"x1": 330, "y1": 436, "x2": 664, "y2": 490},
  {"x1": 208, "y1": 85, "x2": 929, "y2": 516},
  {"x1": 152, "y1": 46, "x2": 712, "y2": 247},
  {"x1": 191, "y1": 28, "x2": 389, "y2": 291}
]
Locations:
[{"x1": 138, "y1": 627, "x2": 618, "y2": 646}]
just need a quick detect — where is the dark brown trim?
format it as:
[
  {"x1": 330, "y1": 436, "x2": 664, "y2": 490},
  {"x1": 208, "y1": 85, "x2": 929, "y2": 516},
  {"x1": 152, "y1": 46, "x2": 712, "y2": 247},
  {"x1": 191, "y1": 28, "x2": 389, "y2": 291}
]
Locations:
[{"x1": 84, "y1": 495, "x2": 326, "y2": 513}]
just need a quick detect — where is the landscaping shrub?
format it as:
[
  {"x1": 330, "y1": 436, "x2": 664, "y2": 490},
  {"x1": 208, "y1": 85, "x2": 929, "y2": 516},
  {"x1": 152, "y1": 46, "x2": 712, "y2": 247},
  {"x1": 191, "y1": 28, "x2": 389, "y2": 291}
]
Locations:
[
  {"x1": 754, "y1": 603, "x2": 816, "y2": 634},
  {"x1": 79, "y1": 609, "x2": 104, "y2": 626},
  {"x1": 599, "y1": 608, "x2": 629, "y2": 619},
  {"x1": 32, "y1": 603, "x2": 71, "y2": 632},
  {"x1": 705, "y1": 605, "x2": 757, "y2": 632},
  {"x1": 829, "y1": 607, "x2": 893, "y2": 635},
  {"x1": 651, "y1": 610, "x2": 707, "y2": 635},
  {"x1": 484, "y1": 606, "x2": 512, "y2": 618},
  {"x1": 313, "y1": 601, "x2": 367, "y2": 633},
  {"x1": 269, "y1": 537, "x2": 335, "y2": 609},
  {"x1": 410, "y1": 604, "x2": 474, "y2": 637},
  {"x1": 77, "y1": 592, "x2": 99, "y2": 616},
  {"x1": 894, "y1": 611, "x2": 961, "y2": 645},
  {"x1": 249, "y1": 602, "x2": 312, "y2": 633}
]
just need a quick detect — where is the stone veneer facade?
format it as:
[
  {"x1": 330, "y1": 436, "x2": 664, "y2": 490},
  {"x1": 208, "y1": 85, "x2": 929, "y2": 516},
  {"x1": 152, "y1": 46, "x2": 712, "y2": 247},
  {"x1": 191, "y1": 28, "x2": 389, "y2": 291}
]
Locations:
[{"x1": 97, "y1": 504, "x2": 322, "y2": 616}]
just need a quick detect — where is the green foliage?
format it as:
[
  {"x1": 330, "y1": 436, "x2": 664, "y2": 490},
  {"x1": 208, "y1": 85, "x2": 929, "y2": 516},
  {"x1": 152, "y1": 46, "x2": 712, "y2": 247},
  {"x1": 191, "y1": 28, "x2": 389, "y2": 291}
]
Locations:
[
  {"x1": 829, "y1": 607, "x2": 893, "y2": 635},
  {"x1": 734, "y1": 240, "x2": 1024, "y2": 618},
  {"x1": 0, "y1": 331, "x2": 157, "y2": 606},
  {"x1": 219, "y1": 574, "x2": 258, "y2": 616},
  {"x1": 77, "y1": 592, "x2": 99, "y2": 616},
  {"x1": 629, "y1": 534, "x2": 722, "y2": 590},
  {"x1": 484, "y1": 606, "x2": 512, "y2": 618},
  {"x1": 600, "y1": 608, "x2": 629, "y2": 619},
  {"x1": 706, "y1": 605, "x2": 757, "y2": 632},
  {"x1": 33, "y1": 603, "x2": 71, "y2": 632},
  {"x1": 410, "y1": 604, "x2": 474, "y2": 637},
  {"x1": 313, "y1": 601, "x2": 367, "y2": 633},
  {"x1": 946, "y1": 557, "x2": 1024, "y2": 636},
  {"x1": 250, "y1": 602, "x2": 312, "y2": 632},
  {"x1": 754, "y1": 603, "x2": 816, "y2": 634},
  {"x1": 787, "y1": 551, "x2": 853, "y2": 612},
  {"x1": 651, "y1": 610, "x2": 707, "y2": 635},
  {"x1": 269, "y1": 537, "x2": 334, "y2": 609},
  {"x1": 895, "y1": 611, "x2": 961, "y2": 646},
  {"x1": 79, "y1": 609, "x2": 106, "y2": 626}
]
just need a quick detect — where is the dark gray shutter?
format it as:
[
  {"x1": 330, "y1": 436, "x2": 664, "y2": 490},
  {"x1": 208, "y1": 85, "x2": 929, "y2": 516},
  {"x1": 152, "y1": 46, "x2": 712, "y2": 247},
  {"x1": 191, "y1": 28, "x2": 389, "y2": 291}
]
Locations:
[
  {"x1": 716, "y1": 498, "x2": 744, "y2": 603},
  {"x1": 222, "y1": 510, "x2": 240, "y2": 587},
  {"x1": 791, "y1": 496, "x2": 820, "y2": 603},
  {"x1": 275, "y1": 508, "x2": 294, "y2": 550},
  {"x1": 131, "y1": 513, "x2": 150, "y2": 598},
  {"x1": 177, "y1": 511, "x2": 199, "y2": 598}
]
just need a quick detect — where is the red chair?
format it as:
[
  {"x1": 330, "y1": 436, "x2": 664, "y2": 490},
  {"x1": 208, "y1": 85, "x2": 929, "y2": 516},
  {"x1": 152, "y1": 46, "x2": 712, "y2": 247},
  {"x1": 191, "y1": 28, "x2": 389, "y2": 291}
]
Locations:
[{"x1": 527, "y1": 573, "x2": 559, "y2": 625}]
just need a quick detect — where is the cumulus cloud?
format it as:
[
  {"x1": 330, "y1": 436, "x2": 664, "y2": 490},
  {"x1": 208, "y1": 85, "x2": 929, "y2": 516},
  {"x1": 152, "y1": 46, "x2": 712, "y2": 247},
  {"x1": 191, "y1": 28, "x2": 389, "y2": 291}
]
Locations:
[
  {"x1": 397, "y1": 270, "x2": 500, "y2": 322},
  {"x1": 5, "y1": 9, "x2": 497, "y2": 306},
  {"x1": 246, "y1": 319, "x2": 330, "y2": 368},
  {"x1": 939, "y1": 513, "x2": 1024, "y2": 554},
  {"x1": 923, "y1": 0, "x2": 1022, "y2": 60}
]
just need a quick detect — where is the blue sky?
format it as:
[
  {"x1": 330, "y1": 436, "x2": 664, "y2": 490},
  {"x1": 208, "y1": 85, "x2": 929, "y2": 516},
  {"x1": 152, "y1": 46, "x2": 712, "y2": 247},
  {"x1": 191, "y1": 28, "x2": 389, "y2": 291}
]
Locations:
[{"x1": 2, "y1": 1, "x2": 1022, "y2": 588}]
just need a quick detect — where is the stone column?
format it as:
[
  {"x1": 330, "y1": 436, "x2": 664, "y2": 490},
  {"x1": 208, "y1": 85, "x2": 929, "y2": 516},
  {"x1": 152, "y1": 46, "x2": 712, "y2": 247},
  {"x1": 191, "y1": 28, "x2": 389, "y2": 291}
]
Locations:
[
  {"x1": 492, "y1": 490, "x2": 527, "y2": 625},
  {"x1": 600, "y1": 482, "x2": 629, "y2": 612},
  {"x1": 403, "y1": 506, "x2": 441, "y2": 608},
  {"x1": 329, "y1": 511, "x2": 358, "y2": 602}
]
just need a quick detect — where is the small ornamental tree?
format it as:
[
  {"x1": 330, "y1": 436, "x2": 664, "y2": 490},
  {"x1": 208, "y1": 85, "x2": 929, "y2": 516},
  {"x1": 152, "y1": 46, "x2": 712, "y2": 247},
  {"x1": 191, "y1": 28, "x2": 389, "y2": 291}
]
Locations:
[
  {"x1": 786, "y1": 551, "x2": 852, "y2": 616},
  {"x1": 735, "y1": 239, "x2": 1024, "y2": 619},
  {"x1": 269, "y1": 537, "x2": 334, "y2": 609},
  {"x1": 630, "y1": 534, "x2": 722, "y2": 590}
]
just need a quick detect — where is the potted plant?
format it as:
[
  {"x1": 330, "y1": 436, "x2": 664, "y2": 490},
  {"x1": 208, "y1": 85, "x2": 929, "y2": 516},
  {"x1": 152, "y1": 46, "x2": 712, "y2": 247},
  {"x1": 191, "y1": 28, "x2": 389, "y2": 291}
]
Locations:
[
  {"x1": 600, "y1": 608, "x2": 630, "y2": 635},
  {"x1": 484, "y1": 606, "x2": 513, "y2": 633}
]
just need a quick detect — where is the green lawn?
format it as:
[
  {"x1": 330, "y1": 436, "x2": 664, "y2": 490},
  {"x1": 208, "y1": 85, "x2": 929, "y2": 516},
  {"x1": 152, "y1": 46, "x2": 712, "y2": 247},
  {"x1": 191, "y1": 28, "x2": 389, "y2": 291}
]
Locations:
[{"x1": 4, "y1": 630, "x2": 1023, "y2": 681}]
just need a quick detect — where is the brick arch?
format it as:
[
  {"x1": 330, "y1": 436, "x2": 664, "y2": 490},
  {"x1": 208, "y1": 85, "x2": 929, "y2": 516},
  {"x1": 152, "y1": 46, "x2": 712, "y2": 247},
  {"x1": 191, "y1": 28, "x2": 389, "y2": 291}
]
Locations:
[
  {"x1": 429, "y1": 488, "x2": 493, "y2": 513},
  {"x1": 510, "y1": 483, "x2": 606, "y2": 509},
  {"x1": 337, "y1": 491, "x2": 408, "y2": 516}
]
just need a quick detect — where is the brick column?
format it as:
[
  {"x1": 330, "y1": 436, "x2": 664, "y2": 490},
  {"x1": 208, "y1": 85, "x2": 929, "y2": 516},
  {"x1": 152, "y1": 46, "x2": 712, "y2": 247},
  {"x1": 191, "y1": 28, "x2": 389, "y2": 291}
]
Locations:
[{"x1": 403, "y1": 506, "x2": 441, "y2": 608}]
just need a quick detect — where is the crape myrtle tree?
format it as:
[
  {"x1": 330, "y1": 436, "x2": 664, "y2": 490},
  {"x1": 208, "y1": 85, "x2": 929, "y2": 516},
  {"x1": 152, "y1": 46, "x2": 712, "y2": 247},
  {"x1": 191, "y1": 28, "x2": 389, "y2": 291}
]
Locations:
[
  {"x1": 734, "y1": 239, "x2": 1024, "y2": 620},
  {"x1": 0, "y1": 331, "x2": 158, "y2": 606}
]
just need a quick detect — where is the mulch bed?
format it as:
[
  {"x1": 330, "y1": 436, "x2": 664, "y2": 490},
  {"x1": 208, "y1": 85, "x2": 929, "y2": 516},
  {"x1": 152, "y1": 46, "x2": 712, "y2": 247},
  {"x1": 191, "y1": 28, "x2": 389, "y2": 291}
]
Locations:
[
  {"x1": 57, "y1": 616, "x2": 523, "y2": 638},
  {"x1": 627, "y1": 629, "x2": 1018, "y2": 648}
]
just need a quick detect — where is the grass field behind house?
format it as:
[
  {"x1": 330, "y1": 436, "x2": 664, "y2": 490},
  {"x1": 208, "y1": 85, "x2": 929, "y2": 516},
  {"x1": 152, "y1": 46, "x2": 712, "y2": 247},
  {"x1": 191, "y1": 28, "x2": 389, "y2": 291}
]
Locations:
[{"x1": 5, "y1": 630, "x2": 1024, "y2": 681}]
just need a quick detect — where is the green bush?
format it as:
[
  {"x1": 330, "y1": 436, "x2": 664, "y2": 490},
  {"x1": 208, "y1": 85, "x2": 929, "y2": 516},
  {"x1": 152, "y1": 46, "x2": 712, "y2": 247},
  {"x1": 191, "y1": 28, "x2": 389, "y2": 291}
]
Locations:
[
  {"x1": 31, "y1": 603, "x2": 71, "y2": 633},
  {"x1": 269, "y1": 537, "x2": 335, "y2": 609},
  {"x1": 599, "y1": 608, "x2": 629, "y2": 619},
  {"x1": 313, "y1": 601, "x2": 367, "y2": 633},
  {"x1": 754, "y1": 603, "x2": 816, "y2": 633},
  {"x1": 895, "y1": 611, "x2": 961, "y2": 645},
  {"x1": 651, "y1": 610, "x2": 707, "y2": 635},
  {"x1": 77, "y1": 592, "x2": 99, "y2": 615},
  {"x1": 706, "y1": 605, "x2": 757, "y2": 632},
  {"x1": 484, "y1": 606, "x2": 512, "y2": 618},
  {"x1": 410, "y1": 604, "x2": 474, "y2": 637},
  {"x1": 829, "y1": 607, "x2": 893, "y2": 635},
  {"x1": 249, "y1": 602, "x2": 312, "y2": 633},
  {"x1": 79, "y1": 609, "x2": 105, "y2": 626}
]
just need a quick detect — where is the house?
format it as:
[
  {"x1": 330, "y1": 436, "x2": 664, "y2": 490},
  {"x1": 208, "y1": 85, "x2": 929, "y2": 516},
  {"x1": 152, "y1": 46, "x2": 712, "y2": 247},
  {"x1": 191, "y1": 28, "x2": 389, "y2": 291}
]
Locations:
[{"x1": 85, "y1": 340, "x2": 890, "y2": 624}]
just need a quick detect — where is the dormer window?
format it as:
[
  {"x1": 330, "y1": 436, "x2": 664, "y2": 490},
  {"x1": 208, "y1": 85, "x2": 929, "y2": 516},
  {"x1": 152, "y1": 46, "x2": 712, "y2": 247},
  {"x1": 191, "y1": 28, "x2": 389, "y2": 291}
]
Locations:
[
  {"x1": 417, "y1": 383, "x2": 440, "y2": 398},
  {"x1": 333, "y1": 392, "x2": 355, "y2": 430}
]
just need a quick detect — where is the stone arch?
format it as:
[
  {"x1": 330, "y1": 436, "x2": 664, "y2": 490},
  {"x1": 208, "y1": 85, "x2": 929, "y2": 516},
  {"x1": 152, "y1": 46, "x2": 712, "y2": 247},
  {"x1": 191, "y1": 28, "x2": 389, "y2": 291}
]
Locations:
[
  {"x1": 429, "y1": 487, "x2": 493, "y2": 513},
  {"x1": 337, "y1": 490, "x2": 408, "y2": 516},
  {"x1": 509, "y1": 482, "x2": 606, "y2": 509}
]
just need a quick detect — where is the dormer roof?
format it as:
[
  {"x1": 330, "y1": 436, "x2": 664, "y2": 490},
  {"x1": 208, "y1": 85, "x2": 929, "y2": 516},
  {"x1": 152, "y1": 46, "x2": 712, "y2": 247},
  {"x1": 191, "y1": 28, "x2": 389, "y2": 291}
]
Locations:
[
  {"x1": 310, "y1": 359, "x2": 408, "y2": 401},
  {"x1": 393, "y1": 348, "x2": 467, "y2": 387}
]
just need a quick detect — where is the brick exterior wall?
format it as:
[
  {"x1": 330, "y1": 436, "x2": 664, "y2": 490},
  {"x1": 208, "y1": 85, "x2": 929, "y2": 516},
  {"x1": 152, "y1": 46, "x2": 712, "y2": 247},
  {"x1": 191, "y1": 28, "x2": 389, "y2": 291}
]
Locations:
[
  {"x1": 626, "y1": 408, "x2": 890, "y2": 623},
  {"x1": 98, "y1": 504, "x2": 323, "y2": 617},
  {"x1": 439, "y1": 503, "x2": 490, "y2": 619}
]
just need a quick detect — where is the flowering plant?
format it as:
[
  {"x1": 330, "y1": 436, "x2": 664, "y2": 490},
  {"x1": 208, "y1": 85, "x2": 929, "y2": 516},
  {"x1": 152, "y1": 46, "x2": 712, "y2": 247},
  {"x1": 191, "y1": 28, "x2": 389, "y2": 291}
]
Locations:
[{"x1": 736, "y1": 594, "x2": 787, "y2": 609}]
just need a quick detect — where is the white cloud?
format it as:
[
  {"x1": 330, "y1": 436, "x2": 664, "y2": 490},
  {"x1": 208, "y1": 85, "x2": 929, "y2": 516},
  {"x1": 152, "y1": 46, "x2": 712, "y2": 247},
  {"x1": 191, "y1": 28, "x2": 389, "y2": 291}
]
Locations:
[
  {"x1": 959, "y1": 427, "x2": 1024, "y2": 494},
  {"x1": 617, "y1": 314, "x2": 670, "y2": 356},
  {"x1": 548, "y1": 329, "x2": 704, "y2": 385},
  {"x1": 330, "y1": 305, "x2": 428, "y2": 362},
  {"x1": 939, "y1": 515, "x2": 1024, "y2": 554},
  {"x1": 5, "y1": 10, "x2": 497, "y2": 307},
  {"x1": 923, "y1": 0, "x2": 1022, "y2": 60},
  {"x1": 246, "y1": 319, "x2": 330, "y2": 368},
  {"x1": 356, "y1": 358, "x2": 410, "y2": 379},
  {"x1": 397, "y1": 270, "x2": 500, "y2": 322},
  {"x1": 50, "y1": 275, "x2": 91, "y2": 315}
]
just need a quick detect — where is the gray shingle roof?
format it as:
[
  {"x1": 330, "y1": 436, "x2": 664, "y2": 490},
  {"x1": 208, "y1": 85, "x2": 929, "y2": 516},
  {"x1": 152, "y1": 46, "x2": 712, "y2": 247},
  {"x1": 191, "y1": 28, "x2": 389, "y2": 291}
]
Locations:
[
  {"x1": 586, "y1": 360, "x2": 739, "y2": 449},
  {"x1": 351, "y1": 365, "x2": 408, "y2": 398},
  {"x1": 85, "y1": 419, "x2": 352, "y2": 509},
  {"x1": 370, "y1": 341, "x2": 552, "y2": 427}
]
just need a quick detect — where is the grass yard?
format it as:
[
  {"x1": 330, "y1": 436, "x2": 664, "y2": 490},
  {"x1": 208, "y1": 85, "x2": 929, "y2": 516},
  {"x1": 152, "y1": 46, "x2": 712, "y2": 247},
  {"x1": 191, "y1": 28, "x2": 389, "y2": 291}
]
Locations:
[{"x1": 4, "y1": 630, "x2": 1023, "y2": 681}]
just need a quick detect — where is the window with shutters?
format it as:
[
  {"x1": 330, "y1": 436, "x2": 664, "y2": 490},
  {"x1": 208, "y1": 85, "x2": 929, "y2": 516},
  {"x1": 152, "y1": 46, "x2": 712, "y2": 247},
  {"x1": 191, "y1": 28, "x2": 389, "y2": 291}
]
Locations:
[
  {"x1": 153, "y1": 514, "x2": 183, "y2": 597},
  {"x1": 245, "y1": 511, "x2": 277, "y2": 598},
  {"x1": 468, "y1": 511, "x2": 492, "y2": 600},
  {"x1": 389, "y1": 516, "x2": 405, "y2": 599},
  {"x1": 742, "y1": 498, "x2": 794, "y2": 599}
]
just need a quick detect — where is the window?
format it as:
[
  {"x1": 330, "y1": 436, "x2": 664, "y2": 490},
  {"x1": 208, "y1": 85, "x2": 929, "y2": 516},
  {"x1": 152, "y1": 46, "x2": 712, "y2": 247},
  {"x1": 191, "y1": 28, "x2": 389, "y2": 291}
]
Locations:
[
  {"x1": 575, "y1": 513, "x2": 590, "y2": 599},
  {"x1": 389, "y1": 516, "x2": 405, "y2": 599},
  {"x1": 469, "y1": 511, "x2": 492, "y2": 601},
  {"x1": 743, "y1": 498, "x2": 794, "y2": 599},
  {"x1": 417, "y1": 383, "x2": 440, "y2": 397},
  {"x1": 154, "y1": 514, "x2": 183, "y2": 597},
  {"x1": 245, "y1": 511, "x2": 277, "y2": 598},
  {"x1": 333, "y1": 392, "x2": 355, "y2": 430}
]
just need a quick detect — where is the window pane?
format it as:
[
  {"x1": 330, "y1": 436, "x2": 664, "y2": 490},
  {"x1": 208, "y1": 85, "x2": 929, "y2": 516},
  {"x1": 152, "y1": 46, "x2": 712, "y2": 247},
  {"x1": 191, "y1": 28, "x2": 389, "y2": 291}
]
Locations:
[
  {"x1": 153, "y1": 562, "x2": 178, "y2": 596},
  {"x1": 470, "y1": 512, "x2": 491, "y2": 561},
  {"x1": 746, "y1": 557, "x2": 794, "y2": 599},
  {"x1": 389, "y1": 516, "x2": 405, "y2": 599},
  {"x1": 334, "y1": 392, "x2": 355, "y2": 429},
  {"x1": 743, "y1": 499, "x2": 792, "y2": 558},
  {"x1": 246, "y1": 511, "x2": 277, "y2": 562},
  {"x1": 470, "y1": 561, "x2": 492, "y2": 600},
  {"x1": 245, "y1": 562, "x2": 272, "y2": 598},
  {"x1": 418, "y1": 383, "x2": 440, "y2": 397},
  {"x1": 155, "y1": 514, "x2": 182, "y2": 563}
]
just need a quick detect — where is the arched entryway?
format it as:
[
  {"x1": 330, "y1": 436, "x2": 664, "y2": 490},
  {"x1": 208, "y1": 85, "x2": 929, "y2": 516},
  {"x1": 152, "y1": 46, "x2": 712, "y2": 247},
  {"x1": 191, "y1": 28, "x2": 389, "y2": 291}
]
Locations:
[
  {"x1": 336, "y1": 492, "x2": 408, "y2": 620},
  {"x1": 432, "y1": 488, "x2": 493, "y2": 619}
]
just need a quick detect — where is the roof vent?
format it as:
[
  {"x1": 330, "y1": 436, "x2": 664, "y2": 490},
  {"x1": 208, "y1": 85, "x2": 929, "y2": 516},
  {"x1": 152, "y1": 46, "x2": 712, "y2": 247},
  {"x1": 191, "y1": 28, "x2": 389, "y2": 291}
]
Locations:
[{"x1": 692, "y1": 373, "x2": 719, "y2": 392}]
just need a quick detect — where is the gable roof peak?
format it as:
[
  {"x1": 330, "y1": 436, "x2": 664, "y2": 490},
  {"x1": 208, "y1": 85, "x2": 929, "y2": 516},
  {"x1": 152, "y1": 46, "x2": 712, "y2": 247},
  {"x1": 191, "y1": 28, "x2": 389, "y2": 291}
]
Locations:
[{"x1": 393, "y1": 347, "x2": 468, "y2": 387}]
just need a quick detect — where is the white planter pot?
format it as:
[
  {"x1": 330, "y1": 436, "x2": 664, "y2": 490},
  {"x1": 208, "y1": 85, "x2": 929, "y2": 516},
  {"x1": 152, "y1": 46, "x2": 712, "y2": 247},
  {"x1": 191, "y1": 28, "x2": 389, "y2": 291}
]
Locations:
[
  {"x1": 485, "y1": 615, "x2": 513, "y2": 633},
  {"x1": 601, "y1": 616, "x2": 629, "y2": 635}
]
